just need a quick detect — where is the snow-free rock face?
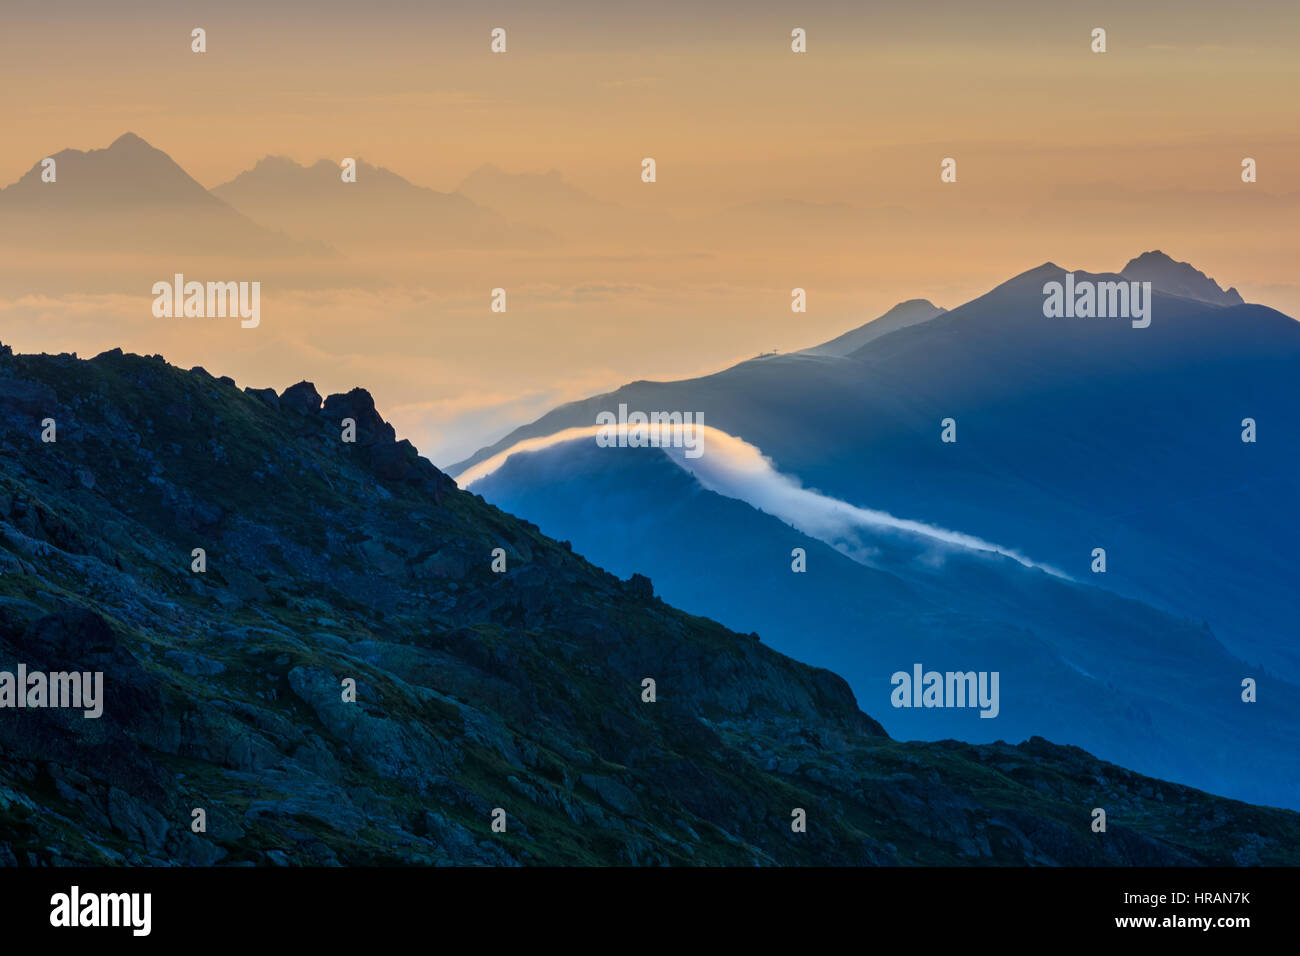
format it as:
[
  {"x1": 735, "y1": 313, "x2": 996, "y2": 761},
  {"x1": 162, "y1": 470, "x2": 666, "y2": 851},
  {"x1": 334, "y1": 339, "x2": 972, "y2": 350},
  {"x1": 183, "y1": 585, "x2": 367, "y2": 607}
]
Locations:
[
  {"x1": 0, "y1": 343, "x2": 1296, "y2": 866},
  {"x1": 279, "y1": 380, "x2": 323, "y2": 415}
]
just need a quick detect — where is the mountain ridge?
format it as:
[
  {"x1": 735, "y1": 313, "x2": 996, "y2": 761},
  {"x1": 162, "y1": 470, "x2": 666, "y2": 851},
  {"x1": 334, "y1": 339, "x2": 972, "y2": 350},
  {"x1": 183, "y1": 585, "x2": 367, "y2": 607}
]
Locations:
[
  {"x1": 1121, "y1": 250, "x2": 1244, "y2": 306},
  {"x1": 448, "y1": 252, "x2": 1259, "y2": 476},
  {"x1": 448, "y1": 253, "x2": 1300, "y2": 810},
  {"x1": 212, "y1": 153, "x2": 528, "y2": 250},
  {"x1": 1, "y1": 341, "x2": 1295, "y2": 865},
  {"x1": 800, "y1": 299, "x2": 948, "y2": 358}
]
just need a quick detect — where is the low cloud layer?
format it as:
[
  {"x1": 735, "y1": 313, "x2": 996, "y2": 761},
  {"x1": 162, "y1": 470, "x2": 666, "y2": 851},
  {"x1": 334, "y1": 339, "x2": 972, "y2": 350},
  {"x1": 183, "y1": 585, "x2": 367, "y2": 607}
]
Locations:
[{"x1": 459, "y1": 424, "x2": 1068, "y2": 578}]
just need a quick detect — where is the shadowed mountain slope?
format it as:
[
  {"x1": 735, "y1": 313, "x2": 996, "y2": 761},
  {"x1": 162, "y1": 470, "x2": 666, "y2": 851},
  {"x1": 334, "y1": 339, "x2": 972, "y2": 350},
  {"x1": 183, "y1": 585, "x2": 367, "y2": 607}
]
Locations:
[
  {"x1": 452, "y1": 254, "x2": 1300, "y2": 688},
  {"x1": 470, "y1": 436, "x2": 1300, "y2": 810},
  {"x1": 0, "y1": 344, "x2": 1296, "y2": 865},
  {"x1": 799, "y1": 299, "x2": 948, "y2": 357}
]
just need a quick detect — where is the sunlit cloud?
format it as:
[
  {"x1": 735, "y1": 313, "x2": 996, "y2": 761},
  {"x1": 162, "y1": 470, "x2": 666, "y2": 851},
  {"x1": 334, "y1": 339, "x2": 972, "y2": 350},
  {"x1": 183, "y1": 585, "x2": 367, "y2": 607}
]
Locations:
[{"x1": 457, "y1": 424, "x2": 1069, "y2": 578}]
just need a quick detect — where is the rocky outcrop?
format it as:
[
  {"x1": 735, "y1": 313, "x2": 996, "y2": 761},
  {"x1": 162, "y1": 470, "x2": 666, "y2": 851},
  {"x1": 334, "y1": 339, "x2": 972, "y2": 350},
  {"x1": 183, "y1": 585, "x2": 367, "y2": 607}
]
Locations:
[{"x1": 279, "y1": 380, "x2": 322, "y2": 415}]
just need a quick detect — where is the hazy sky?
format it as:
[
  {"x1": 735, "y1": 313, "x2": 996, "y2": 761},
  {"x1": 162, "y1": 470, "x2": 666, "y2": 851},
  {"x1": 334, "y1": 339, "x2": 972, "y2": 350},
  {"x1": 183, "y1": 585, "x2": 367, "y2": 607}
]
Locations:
[{"x1": 2, "y1": 0, "x2": 1297, "y2": 463}]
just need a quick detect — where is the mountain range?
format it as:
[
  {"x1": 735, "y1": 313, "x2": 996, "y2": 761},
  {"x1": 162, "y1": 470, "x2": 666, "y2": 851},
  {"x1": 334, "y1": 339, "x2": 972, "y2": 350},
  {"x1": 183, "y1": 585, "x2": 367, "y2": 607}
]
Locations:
[
  {"x1": 0, "y1": 133, "x2": 613, "y2": 264},
  {"x1": 453, "y1": 252, "x2": 1300, "y2": 810},
  {"x1": 0, "y1": 133, "x2": 326, "y2": 258},
  {"x1": 0, "y1": 132, "x2": 913, "y2": 270},
  {"x1": 1, "y1": 342, "x2": 1296, "y2": 864},
  {"x1": 212, "y1": 156, "x2": 541, "y2": 252}
]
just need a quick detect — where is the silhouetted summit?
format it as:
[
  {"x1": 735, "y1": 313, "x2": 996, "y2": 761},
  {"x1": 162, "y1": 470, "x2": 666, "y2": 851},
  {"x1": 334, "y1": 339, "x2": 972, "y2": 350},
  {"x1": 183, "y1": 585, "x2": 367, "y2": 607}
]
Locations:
[{"x1": 1122, "y1": 250, "x2": 1244, "y2": 306}]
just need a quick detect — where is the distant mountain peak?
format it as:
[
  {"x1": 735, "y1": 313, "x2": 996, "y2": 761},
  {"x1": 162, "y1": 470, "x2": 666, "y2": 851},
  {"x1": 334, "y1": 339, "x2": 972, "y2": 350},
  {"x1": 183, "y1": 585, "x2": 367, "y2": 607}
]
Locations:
[
  {"x1": 254, "y1": 154, "x2": 305, "y2": 169},
  {"x1": 215, "y1": 155, "x2": 418, "y2": 195},
  {"x1": 1121, "y1": 251, "x2": 1244, "y2": 307},
  {"x1": 0, "y1": 133, "x2": 332, "y2": 258},
  {"x1": 4, "y1": 132, "x2": 212, "y2": 201},
  {"x1": 883, "y1": 297, "x2": 944, "y2": 317},
  {"x1": 108, "y1": 131, "x2": 152, "y2": 150},
  {"x1": 209, "y1": 152, "x2": 515, "y2": 251},
  {"x1": 801, "y1": 299, "x2": 947, "y2": 358}
]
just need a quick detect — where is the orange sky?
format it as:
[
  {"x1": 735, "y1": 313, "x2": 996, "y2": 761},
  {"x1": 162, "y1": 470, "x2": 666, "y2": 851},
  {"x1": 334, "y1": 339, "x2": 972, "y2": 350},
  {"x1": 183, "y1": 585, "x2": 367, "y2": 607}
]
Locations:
[{"x1": 1, "y1": 0, "x2": 1297, "y2": 462}]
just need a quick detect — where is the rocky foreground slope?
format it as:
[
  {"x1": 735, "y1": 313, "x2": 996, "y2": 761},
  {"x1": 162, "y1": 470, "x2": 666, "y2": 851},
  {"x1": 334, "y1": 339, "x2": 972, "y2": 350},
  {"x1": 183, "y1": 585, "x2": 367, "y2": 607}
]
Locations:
[{"x1": 0, "y1": 344, "x2": 1295, "y2": 865}]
